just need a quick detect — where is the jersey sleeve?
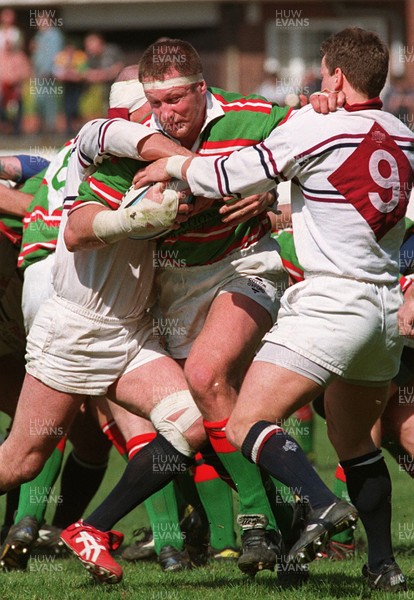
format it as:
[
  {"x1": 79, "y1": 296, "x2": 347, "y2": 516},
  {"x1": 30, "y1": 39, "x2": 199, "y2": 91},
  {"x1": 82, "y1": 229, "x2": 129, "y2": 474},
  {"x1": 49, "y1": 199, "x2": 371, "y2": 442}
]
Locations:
[
  {"x1": 187, "y1": 113, "x2": 299, "y2": 199},
  {"x1": 16, "y1": 155, "x2": 50, "y2": 182},
  {"x1": 75, "y1": 118, "x2": 158, "y2": 170}
]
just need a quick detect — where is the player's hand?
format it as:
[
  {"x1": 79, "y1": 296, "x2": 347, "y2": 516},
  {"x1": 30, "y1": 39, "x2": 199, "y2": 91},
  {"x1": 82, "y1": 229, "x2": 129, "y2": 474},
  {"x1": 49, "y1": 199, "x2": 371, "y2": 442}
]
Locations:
[
  {"x1": 308, "y1": 90, "x2": 346, "y2": 114},
  {"x1": 133, "y1": 158, "x2": 171, "y2": 187},
  {"x1": 398, "y1": 284, "x2": 414, "y2": 338},
  {"x1": 173, "y1": 195, "x2": 215, "y2": 226},
  {"x1": 219, "y1": 190, "x2": 278, "y2": 225},
  {"x1": 141, "y1": 181, "x2": 192, "y2": 227}
]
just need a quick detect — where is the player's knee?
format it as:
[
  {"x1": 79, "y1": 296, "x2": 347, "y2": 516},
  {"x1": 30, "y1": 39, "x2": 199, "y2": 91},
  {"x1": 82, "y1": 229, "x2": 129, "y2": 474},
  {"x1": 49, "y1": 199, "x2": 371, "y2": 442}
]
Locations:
[
  {"x1": 150, "y1": 390, "x2": 204, "y2": 456},
  {"x1": 184, "y1": 359, "x2": 225, "y2": 404}
]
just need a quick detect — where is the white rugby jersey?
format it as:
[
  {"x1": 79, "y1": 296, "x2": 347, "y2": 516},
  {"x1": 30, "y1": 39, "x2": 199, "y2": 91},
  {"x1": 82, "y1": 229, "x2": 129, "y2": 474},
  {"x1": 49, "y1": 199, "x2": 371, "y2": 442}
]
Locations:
[
  {"x1": 53, "y1": 118, "x2": 158, "y2": 320},
  {"x1": 187, "y1": 100, "x2": 414, "y2": 284}
]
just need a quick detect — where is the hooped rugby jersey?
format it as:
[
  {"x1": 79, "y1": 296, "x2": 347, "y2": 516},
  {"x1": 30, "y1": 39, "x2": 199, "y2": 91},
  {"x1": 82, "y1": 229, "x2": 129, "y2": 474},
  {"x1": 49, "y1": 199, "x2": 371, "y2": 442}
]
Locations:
[
  {"x1": 141, "y1": 88, "x2": 290, "y2": 266},
  {"x1": 0, "y1": 169, "x2": 46, "y2": 247},
  {"x1": 18, "y1": 141, "x2": 74, "y2": 271}
]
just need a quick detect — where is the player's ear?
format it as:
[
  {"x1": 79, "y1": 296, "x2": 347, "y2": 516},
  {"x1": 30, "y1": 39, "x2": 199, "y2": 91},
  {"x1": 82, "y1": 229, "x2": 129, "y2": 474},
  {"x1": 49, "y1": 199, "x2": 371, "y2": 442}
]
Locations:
[
  {"x1": 333, "y1": 67, "x2": 344, "y2": 91},
  {"x1": 199, "y1": 79, "x2": 208, "y2": 95}
]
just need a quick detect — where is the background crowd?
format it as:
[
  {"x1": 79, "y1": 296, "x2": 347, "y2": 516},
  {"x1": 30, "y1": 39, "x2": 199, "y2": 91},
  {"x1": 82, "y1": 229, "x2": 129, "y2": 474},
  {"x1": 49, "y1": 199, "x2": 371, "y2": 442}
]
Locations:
[{"x1": 0, "y1": 6, "x2": 412, "y2": 140}]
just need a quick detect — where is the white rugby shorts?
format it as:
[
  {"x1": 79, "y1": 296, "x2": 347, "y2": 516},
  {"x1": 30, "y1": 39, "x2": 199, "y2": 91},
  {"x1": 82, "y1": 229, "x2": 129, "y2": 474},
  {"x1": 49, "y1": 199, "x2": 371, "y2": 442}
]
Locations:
[
  {"x1": 26, "y1": 295, "x2": 169, "y2": 395},
  {"x1": 256, "y1": 275, "x2": 404, "y2": 384},
  {"x1": 155, "y1": 233, "x2": 287, "y2": 359}
]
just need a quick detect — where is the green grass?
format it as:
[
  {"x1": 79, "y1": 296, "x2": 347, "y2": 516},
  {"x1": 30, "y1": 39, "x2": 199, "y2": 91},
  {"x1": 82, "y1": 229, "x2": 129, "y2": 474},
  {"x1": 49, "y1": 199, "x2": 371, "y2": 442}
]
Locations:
[{"x1": 0, "y1": 414, "x2": 413, "y2": 600}]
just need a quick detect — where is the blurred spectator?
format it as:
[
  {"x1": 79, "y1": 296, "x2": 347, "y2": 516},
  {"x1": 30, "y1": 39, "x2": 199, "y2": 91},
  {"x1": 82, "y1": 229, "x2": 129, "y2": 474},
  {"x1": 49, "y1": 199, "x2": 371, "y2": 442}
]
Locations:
[
  {"x1": 0, "y1": 8, "x2": 23, "y2": 53},
  {"x1": 256, "y1": 61, "x2": 322, "y2": 108},
  {"x1": 30, "y1": 11, "x2": 64, "y2": 134},
  {"x1": 383, "y1": 76, "x2": 414, "y2": 129},
  {"x1": 0, "y1": 40, "x2": 31, "y2": 134},
  {"x1": 54, "y1": 41, "x2": 87, "y2": 135},
  {"x1": 255, "y1": 58, "x2": 286, "y2": 105},
  {"x1": 80, "y1": 32, "x2": 123, "y2": 119},
  {"x1": 301, "y1": 69, "x2": 321, "y2": 97}
]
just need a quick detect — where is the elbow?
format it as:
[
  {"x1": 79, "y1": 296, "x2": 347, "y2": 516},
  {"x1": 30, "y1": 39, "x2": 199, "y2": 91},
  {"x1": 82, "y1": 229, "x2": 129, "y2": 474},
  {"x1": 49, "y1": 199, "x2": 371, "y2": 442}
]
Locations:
[{"x1": 64, "y1": 225, "x2": 78, "y2": 252}]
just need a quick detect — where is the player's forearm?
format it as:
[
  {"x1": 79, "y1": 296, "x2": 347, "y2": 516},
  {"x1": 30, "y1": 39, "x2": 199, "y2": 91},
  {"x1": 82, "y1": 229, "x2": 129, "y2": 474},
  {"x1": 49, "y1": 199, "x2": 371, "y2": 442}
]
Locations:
[
  {"x1": 64, "y1": 204, "x2": 108, "y2": 251},
  {"x1": 65, "y1": 186, "x2": 179, "y2": 249},
  {"x1": 137, "y1": 133, "x2": 193, "y2": 162},
  {"x1": 0, "y1": 156, "x2": 22, "y2": 182},
  {"x1": 184, "y1": 149, "x2": 276, "y2": 199},
  {"x1": 0, "y1": 187, "x2": 33, "y2": 217}
]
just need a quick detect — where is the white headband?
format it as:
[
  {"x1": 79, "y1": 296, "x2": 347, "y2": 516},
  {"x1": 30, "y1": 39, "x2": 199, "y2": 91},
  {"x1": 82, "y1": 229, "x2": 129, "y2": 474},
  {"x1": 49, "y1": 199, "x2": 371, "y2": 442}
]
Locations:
[
  {"x1": 142, "y1": 73, "x2": 204, "y2": 91},
  {"x1": 109, "y1": 79, "x2": 147, "y2": 113}
]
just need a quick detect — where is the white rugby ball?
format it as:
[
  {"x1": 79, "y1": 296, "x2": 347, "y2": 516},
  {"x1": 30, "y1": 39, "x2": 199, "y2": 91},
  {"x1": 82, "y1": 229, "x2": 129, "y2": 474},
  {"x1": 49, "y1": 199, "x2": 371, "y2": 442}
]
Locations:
[{"x1": 120, "y1": 179, "x2": 193, "y2": 240}]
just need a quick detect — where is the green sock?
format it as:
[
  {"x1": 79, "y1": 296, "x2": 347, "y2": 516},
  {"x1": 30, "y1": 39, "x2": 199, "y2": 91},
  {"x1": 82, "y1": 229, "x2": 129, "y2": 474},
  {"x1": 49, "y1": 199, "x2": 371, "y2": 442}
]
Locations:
[
  {"x1": 331, "y1": 464, "x2": 354, "y2": 544},
  {"x1": 204, "y1": 420, "x2": 278, "y2": 531},
  {"x1": 194, "y1": 455, "x2": 236, "y2": 551},
  {"x1": 144, "y1": 485, "x2": 183, "y2": 554},
  {"x1": 14, "y1": 438, "x2": 66, "y2": 524}
]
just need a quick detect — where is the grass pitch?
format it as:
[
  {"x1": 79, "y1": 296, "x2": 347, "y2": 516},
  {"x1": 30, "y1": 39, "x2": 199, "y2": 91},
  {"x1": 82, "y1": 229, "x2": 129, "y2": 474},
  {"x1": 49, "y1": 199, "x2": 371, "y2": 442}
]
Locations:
[{"x1": 0, "y1": 415, "x2": 413, "y2": 600}]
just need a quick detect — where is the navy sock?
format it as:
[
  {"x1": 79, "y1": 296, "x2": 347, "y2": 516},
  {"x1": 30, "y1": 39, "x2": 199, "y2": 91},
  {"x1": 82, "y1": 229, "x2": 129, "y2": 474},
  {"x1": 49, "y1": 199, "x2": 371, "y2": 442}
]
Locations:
[
  {"x1": 341, "y1": 450, "x2": 394, "y2": 572},
  {"x1": 85, "y1": 433, "x2": 193, "y2": 531},
  {"x1": 242, "y1": 420, "x2": 336, "y2": 509}
]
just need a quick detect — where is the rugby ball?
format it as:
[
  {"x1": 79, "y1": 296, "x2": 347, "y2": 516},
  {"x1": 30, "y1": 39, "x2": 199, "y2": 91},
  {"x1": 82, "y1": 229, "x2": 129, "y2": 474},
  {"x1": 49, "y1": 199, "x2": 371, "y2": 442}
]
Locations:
[{"x1": 120, "y1": 179, "x2": 193, "y2": 240}]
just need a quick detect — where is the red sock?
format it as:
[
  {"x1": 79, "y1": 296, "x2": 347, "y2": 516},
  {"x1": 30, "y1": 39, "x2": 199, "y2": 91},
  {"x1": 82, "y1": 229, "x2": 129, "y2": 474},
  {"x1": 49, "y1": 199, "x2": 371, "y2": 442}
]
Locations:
[
  {"x1": 193, "y1": 452, "x2": 220, "y2": 483},
  {"x1": 126, "y1": 433, "x2": 156, "y2": 460},
  {"x1": 203, "y1": 418, "x2": 237, "y2": 454},
  {"x1": 335, "y1": 464, "x2": 347, "y2": 483}
]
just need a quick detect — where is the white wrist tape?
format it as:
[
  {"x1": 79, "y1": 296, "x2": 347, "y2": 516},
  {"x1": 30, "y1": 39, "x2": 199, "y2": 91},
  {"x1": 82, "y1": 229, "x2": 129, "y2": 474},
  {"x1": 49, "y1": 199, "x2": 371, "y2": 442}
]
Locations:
[
  {"x1": 92, "y1": 189, "x2": 179, "y2": 244},
  {"x1": 165, "y1": 155, "x2": 188, "y2": 180}
]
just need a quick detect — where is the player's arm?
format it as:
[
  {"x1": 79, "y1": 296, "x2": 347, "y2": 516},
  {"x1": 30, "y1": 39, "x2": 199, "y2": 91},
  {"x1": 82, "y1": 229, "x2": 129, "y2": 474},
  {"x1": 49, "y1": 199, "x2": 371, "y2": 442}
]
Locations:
[
  {"x1": 76, "y1": 118, "x2": 193, "y2": 169},
  {"x1": 0, "y1": 165, "x2": 46, "y2": 217},
  {"x1": 133, "y1": 160, "x2": 280, "y2": 225},
  {"x1": 0, "y1": 186, "x2": 34, "y2": 217},
  {"x1": 0, "y1": 156, "x2": 23, "y2": 182},
  {"x1": 64, "y1": 203, "x2": 110, "y2": 251},
  {"x1": 0, "y1": 156, "x2": 49, "y2": 216},
  {"x1": 0, "y1": 155, "x2": 50, "y2": 182},
  {"x1": 65, "y1": 184, "x2": 181, "y2": 251},
  {"x1": 134, "y1": 122, "x2": 295, "y2": 201},
  {"x1": 64, "y1": 160, "x2": 184, "y2": 252}
]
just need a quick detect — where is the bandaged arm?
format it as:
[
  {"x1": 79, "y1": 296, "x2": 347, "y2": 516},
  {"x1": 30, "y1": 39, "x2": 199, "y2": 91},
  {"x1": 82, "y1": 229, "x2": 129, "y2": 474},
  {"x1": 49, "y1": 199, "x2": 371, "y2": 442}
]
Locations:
[{"x1": 64, "y1": 187, "x2": 180, "y2": 251}]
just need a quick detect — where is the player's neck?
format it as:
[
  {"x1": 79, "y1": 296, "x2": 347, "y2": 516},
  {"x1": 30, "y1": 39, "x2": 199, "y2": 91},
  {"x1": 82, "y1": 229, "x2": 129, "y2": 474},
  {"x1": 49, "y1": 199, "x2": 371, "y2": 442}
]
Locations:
[
  {"x1": 178, "y1": 114, "x2": 206, "y2": 150},
  {"x1": 342, "y1": 85, "x2": 369, "y2": 106}
]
